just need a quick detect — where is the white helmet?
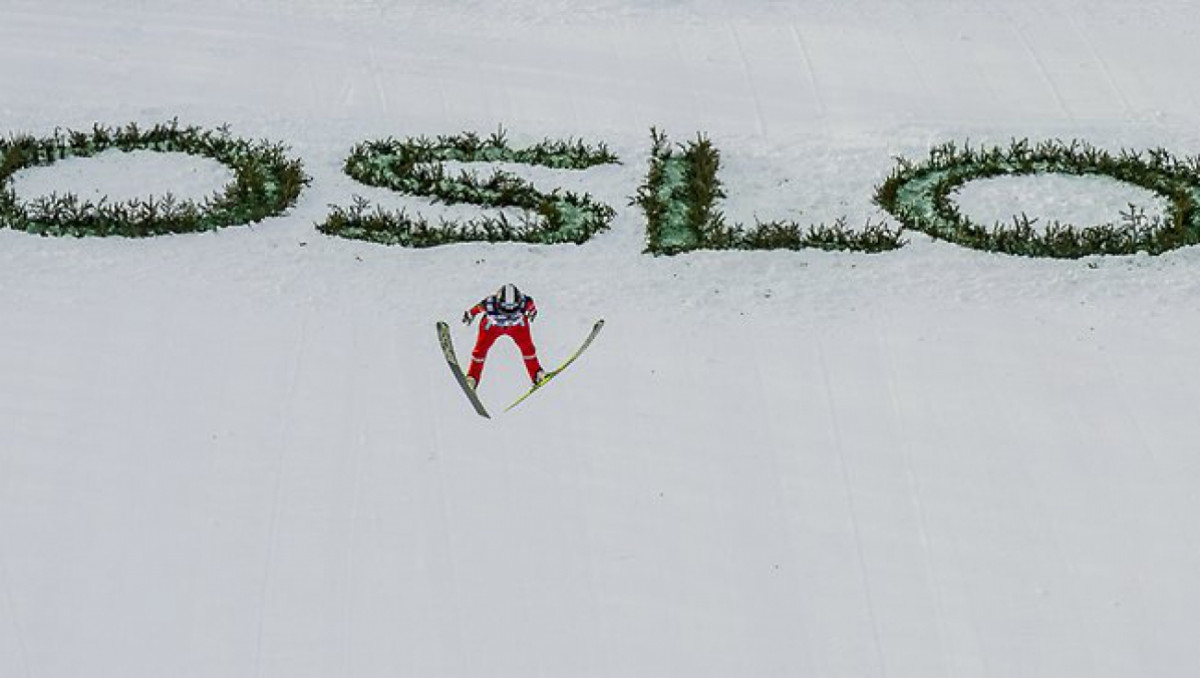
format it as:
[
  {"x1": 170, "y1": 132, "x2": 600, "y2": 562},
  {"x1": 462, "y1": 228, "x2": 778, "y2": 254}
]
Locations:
[{"x1": 497, "y1": 283, "x2": 522, "y2": 312}]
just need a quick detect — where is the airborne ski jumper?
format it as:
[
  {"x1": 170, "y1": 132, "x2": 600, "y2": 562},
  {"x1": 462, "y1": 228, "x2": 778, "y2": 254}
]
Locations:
[
  {"x1": 437, "y1": 284, "x2": 604, "y2": 417},
  {"x1": 462, "y1": 283, "x2": 546, "y2": 389}
]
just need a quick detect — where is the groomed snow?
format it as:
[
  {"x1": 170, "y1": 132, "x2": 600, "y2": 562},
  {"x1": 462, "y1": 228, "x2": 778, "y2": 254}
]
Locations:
[
  {"x1": 12, "y1": 149, "x2": 234, "y2": 204},
  {"x1": 2, "y1": 1, "x2": 1200, "y2": 677},
  {"x1": 952, "y1": 173, "x2": 1169, "y2": 230}
]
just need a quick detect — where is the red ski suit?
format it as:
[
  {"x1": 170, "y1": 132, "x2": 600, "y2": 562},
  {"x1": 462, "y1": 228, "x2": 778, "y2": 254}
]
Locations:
[{"x1": 465, "y1": 294, "x2": 544, "y2": 385}]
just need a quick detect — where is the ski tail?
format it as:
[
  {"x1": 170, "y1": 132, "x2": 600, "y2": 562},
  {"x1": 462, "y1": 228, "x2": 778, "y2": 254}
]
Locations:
[{"x1": 436, "y1": 321, "x2": 491, "y2": 418}]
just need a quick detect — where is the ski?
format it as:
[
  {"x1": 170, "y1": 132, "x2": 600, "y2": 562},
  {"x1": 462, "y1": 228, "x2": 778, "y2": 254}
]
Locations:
[
  {"x1": 505, "y1": 319, "x2": 605, "y2": 413},
  {"x1": 436, "y1": 321, "x2": 491, "y2": 418}
]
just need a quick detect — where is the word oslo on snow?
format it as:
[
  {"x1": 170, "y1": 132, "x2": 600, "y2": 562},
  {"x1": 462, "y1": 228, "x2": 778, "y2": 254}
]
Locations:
[{"x1": 3, "y1": 121, "x2": 1199, "y2": 259}]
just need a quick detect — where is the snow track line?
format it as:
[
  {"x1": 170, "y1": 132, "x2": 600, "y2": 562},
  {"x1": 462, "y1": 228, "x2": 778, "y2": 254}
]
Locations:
[
  {"x1": 1105, "y1": 354, "x2": 1200, "y2": 559},
  {"x1": 747, "y1": 335, "x2": 821, "y2": 675},
  {"x1": 891, "y1": 27, "x2": 938, "y2": 113},
  {"x1": 788, "y1": 23, "x2": 827, "y2": 126},
  {"x1": 252, "y1": 313, "x2": 311, "y2": 678},
  {"x1": 1006, "y1": 336, "x2": 1101, "y2": 675},
  {"x1": 568, "y1": 433, "x2": 609, "y2": 676},
  {"x1": 728, "y1": 26, "x2": 768, "y2": 138},
  {"x1": 1032, "y1": 380, "x2": 1101, "y2": 676},
  {"x1": 0, "y1": 557, "x2": 33, "y2": 678},
  {"x1": 339, "y1": 353, "x2": 369, "y2": 678},
  {"x1": 1062, "y1": 7, "x2": 1134, "y2": 118},
  {"x1": 1006, "y1": 13, "x2": 1077, "y2": 127},
  {"x1": 366, "y1": 45, "x2": 391, "y2": 115},
  {"x1": 816, "y1": 340, "x2": 888, "y2": 677},
  {"x1": 498, "y1": 426, "x2": 539, "y2": 676},
  {"x1": 875, "y1": 320, "x2": 953, "y2": 678},
  {"x1": 425, "y1": 407, "x2": 467, "y2": 675}
]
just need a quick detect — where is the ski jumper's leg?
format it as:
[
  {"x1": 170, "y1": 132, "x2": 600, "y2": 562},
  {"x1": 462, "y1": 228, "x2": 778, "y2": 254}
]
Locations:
[
  {"x1": 510, "y1": 324, "x2": 544, "y2": 383},
  {"x1": 468, "y1": 323, "x2": 500, "y2": 383}
]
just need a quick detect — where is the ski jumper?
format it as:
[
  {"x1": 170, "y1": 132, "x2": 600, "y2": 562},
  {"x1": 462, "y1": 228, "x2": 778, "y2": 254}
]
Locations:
[{"x1": 465, "y1": 293, "x2": 544, "y2": 385}]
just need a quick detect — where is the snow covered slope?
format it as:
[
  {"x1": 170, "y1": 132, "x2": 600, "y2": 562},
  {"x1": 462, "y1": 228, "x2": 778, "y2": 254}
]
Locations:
[{"x1": 2, "y1": 1, "x2": 1200, "y2": 676}]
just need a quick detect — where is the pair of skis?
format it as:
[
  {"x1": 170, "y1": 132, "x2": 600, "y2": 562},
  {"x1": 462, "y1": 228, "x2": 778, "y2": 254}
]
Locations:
[{"x1": 436, "y1": 319, "x2": 604, "y2": 418}]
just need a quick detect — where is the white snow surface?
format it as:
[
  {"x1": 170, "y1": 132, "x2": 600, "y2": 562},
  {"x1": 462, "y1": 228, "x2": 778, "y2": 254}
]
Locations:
[
  {"x1": 951, "y1": 174, "x2": 1169, "y2": 230},
  {"x1": 12, "y1": 150, "x2": 234, "y2": 204},
  {"x1": 3, "y1": 1, "x2": 1200, "y2": 677}
]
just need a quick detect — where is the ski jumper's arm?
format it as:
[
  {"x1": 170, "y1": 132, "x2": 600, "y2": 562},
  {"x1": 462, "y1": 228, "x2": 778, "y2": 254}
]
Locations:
[
  {"x1": 463, "y1": 298, "x2": 489, "y2": 325},
  {"x1": 523, "y1": 296, "x2": 538, "y2": 322}
]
